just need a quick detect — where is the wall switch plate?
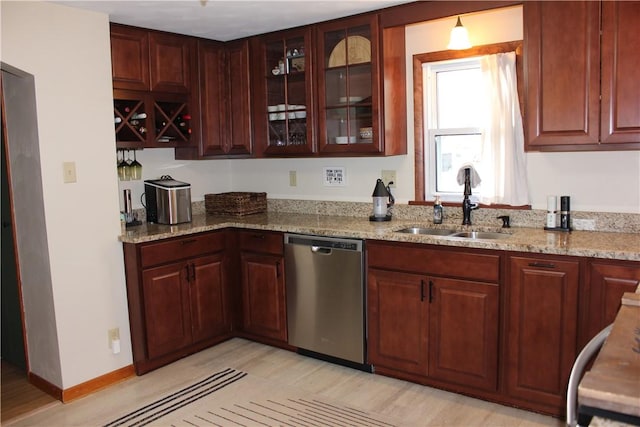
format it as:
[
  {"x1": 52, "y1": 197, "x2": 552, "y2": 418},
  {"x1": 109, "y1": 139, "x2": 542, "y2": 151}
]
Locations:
[
  {"x1": 63, "y1": 161, "x2": 77, "y2": 183},
  {"x1": 289, "y1": 170, "x2": 297, "y2": 187},
  {"x1": 381, "y1": 170, "x2": 396, "y2": 187},
  {"x1": 108, "y1": 328, "x2": 120, "y2": 349},
  {"x1": 323, "y1": 167, "x2": 346, "y2": 186}
]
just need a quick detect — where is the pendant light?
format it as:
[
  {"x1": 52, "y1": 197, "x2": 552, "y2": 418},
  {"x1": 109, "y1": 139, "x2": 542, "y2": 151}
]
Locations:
[{"x1": 447, "y1": 16, "x2": 472, "y2": 50}]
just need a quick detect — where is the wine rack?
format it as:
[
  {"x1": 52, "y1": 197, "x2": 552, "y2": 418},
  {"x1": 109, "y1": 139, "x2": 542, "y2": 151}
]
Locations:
[{"x1": 114, "y1": 90, "x2": 194, "y2": 149}]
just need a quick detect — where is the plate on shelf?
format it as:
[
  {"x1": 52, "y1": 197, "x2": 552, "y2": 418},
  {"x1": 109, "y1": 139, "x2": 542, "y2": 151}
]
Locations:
[
  {"x1": 328, "y1": 35, "x2": 371, "y2": 67},
  {"x1": 334, "y1": 136, "x2": 356, "y2": 144},
  {"x1": 338, "y1": 96, "x2": 364, "y2": 104}
]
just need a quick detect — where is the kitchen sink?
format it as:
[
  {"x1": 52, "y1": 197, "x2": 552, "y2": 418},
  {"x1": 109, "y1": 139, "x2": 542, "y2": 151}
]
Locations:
[
  {"x1": 448, "y1": 231, "x2": 511, "y2": 240},
  {"x1": 395, "y1": 227, "x2": 511, "y2": 240},
  {"x1": 396, "y1": 227, "x2": 458, "y2": 236}
]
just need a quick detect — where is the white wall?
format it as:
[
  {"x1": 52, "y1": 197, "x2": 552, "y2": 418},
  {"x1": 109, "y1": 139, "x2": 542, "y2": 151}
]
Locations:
[
  {"x1": 129, "y1": 5, "x2": 639, "y2": 214},
  {"x1": 1, "y1": 2, "x2": 132, "y2": 388}
]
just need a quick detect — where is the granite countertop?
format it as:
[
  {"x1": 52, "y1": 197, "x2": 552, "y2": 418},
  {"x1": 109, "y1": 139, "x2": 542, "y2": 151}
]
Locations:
[{"x1": 119, "y1": 212, "x2": 640, "y2": 261}]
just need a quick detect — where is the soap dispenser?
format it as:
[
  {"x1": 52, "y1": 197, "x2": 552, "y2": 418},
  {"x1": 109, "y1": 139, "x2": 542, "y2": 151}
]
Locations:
[{"x1": 433, "y1": 196, "x2": 443, "y2": 224}]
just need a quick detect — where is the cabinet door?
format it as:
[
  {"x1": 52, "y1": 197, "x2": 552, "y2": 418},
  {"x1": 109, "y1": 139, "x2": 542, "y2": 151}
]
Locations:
[
  {"x1": 195, "y1": 40, "x2": 226, "y2": 157},
  {"x1": 600, "y1": 1, "x2": 640, "y2": 144},
  {"x1": 110, "y1": 24, "x2": 150, "y2": 91},
  {"x1": 506, "y1": 256, "x2": 579, "y2": 410},
  {"x1": 583, "y1": 261, "x2": 640, "y2": 345},
  {"x1": 223, "y1": 40, "x2": 253, "y2": 155},
  {"x1": 189, "y1": 253, "x2": 231, "y2": 343},
  {"x1": 252, "y1": 28, "x2": 316, "y2": 156},
  {"x1": 240, "y1": 253, "x2": 287, "y2": 341},
  {"x1": 429, "y1": 277, "x2": 499, "y2": 391},
  {"x1": 524, "y1": 1, "x2": 600, "y2": 148},
  {"x1": 142, "y1": 261, "x2": 192, "y2": 359},
  {"x1": 367, "y1": 268, "x2": 428, "y2": 376},
  {"x1": 317, "y1": 14, "x2": 382, "y2": 155},
  {"x1": 149, "y1": 31, "x2": 195, "y2": 94}
]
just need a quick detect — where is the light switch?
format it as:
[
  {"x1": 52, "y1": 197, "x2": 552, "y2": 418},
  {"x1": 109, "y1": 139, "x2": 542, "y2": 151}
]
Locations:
[
  {"x1": 289, "y1": 171, "x2": 297, "y2": 187},
  {"x1": 63, "y1": 161, "x2": 77, "y2": 183}
]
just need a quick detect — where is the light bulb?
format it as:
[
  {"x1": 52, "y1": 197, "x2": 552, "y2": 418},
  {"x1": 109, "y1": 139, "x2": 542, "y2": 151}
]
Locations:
[{"x1": 447, "y1": 17, "x2": 471, "y2": 50}]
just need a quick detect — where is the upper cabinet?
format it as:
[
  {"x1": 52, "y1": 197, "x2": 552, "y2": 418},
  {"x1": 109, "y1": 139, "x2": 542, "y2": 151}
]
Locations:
[
  {"x1": 111, "y1": 24, "x2": 199, "y2": 150},
  {"x1": 111, "y1": 24, "x2": 196, "y2": 94},
  {"x1": 148, "y1": 31, "x2": 196, "y2": 94},
  {"x1": 176, "y1": 39, "x2": 252, "y2": 159},
  {"x1": 524, "y1": 1, "x2": 640, "y2": 151},
  {"x1": 251, "y1": 14, "x2": 406, "y2": 157},
  {"x1": 316, "y1": 15, "x2": 406, "y2": 156},
  {"x1": 110, "y1": 25, "x2": 150, "y2": 91},
  {"x1": 251, "y1": 27, "x2": 316, "y2": 156}
]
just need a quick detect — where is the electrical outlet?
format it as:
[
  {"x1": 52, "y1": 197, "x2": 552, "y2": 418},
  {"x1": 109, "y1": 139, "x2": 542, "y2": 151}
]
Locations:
[
  {"x1": 381, "y1": 170, "x2": 396, "y2": 187},
  {"x1": 289, "y1": 170, "x2": 297, "y2": 187},
  {"x1": 572, "y1": 218, "x2": 596, "y2": 231},
  {"x1": 63, "y1": 161, "x2": 77, "y2": 183},
  {"x1": 323, "y1": 167, "x2": 346, "y2": 186}
]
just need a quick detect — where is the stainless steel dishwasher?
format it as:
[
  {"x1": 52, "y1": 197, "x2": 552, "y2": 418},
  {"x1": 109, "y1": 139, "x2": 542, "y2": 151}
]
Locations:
[{"x1": 284, "y1": 233, "x2": 369, "y2": 370}]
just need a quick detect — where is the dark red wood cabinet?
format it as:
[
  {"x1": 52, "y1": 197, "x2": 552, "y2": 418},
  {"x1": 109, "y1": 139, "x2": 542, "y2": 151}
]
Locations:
[
  {"x1": 524, "y1": 1, "x2": 640, "y2": 150},
  {"x1": 123, "y1": 231, "x2": 232, "y2": 375},
  {"x1": 237, "y1": 230, "x2": 287, "y2": 344},
  {"x1": 111, "y1": 24, "x2": 199, "y2": 150},
  {"x1": 367, "y1": 241, "x2": 500, "y2": 392},
  {"x1": 580, "y1": 260, "x2": 640, "y2": 347},
  {"x1": 505, "y1": 255, "x2": 580, "y2": 413}
]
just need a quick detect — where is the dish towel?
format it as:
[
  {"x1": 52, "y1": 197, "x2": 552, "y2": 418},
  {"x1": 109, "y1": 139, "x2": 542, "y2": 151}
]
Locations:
[{"x1": 457, "y1": 164, "x2": 482, "y2": 188}]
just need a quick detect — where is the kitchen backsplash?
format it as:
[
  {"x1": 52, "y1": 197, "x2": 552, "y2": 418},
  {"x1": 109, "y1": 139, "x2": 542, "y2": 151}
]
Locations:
[{"x1": 132, "y1": 199, "x2": 639, "y2": 234}]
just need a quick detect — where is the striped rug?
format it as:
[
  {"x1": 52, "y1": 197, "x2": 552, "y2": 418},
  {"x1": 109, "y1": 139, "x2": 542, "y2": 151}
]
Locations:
[{"x1": 103, "y1": 368, "x2": 399, "y2": 427}]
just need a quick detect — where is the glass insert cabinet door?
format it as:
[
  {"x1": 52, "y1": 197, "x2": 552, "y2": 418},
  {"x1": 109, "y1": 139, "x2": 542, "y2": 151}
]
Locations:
[
  {"x1": 318, "y1": 16, "x2": 378, "y2": 153},
  {"x1": 262, "y1": 31, "x2": 313, "y2": 154}
]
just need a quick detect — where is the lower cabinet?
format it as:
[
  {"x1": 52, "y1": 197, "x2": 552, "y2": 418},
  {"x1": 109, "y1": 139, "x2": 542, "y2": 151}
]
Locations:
[
  {"x1": 581, "y1": 260, "x2": 640, "y2": 347},
  {"x1": 123, "y1": 230, "x2": 232, "y2": 374},
  {"x1": 238, "y1": 230, "x2": 287, "y2": 344},
  {"x1": 505, "y1": 255, "x2": 580, "y2": 414},
  {"x1": 429, "y1": 277, "x2": 498, "y2": 391},
  {"x1": 367, "y1": 241, "x2": 500, "y2": 393}
]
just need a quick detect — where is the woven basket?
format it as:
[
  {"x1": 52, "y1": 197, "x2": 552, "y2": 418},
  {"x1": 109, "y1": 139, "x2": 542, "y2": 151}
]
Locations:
[{"x1": 205, "y1": 192, "x2": 267, "y2": 216}]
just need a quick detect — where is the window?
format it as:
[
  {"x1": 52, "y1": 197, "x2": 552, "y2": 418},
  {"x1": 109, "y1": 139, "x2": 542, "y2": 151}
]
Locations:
[
  {"x1": 412, "y1": 41, "x2": 529, "y2": 207},
  {"x1": 425, "y1": 58, "x2": 483, "y2": 201}
]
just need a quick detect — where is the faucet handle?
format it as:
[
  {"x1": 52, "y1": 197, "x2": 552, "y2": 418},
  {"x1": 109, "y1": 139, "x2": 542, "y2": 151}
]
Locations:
[{"x1": 497, "y1": 215, "x2": 511, "y2": 228}]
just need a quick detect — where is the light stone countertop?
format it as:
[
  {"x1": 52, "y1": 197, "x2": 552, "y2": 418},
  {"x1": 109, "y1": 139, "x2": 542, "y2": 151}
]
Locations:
[{"x1": 119, "y1": 212, "x2": 640, "y2": 261}]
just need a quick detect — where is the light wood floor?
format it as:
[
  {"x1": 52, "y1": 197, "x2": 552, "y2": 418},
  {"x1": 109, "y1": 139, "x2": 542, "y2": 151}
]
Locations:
[
  {"x1": 4, "y1": 338, "x2": 565, "y2": 426},
  {"x1": 1, "y1": 360, "x2": 59, "y2": 424}
]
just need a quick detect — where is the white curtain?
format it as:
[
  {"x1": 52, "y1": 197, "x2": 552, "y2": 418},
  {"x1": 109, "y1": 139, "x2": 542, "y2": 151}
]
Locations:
[{"x1": 478, "y1": 52, "x2": 530, "y2": 206}]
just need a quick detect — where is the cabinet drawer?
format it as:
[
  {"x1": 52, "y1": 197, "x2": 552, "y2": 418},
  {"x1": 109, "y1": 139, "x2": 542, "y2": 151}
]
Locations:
[
  {"x1": 367, "y1": 241, "x2": 500, "y2": 282},
  {"x1": 140, "y1": 231, "x2": 225, "y2": 268},
  {"x1": 238, "y1": 230, "x2": 283, "y2": 255}
]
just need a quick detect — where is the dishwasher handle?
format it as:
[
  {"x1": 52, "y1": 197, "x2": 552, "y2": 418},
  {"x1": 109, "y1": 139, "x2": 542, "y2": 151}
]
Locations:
[{"x1": 311, "y1": 246, "x2": 332, "y2": 255}]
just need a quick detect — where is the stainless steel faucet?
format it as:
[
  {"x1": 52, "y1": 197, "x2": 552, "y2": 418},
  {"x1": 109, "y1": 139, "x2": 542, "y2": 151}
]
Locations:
[{"x1": 461, "y1": 168, "x2": 479, "y2": 225}]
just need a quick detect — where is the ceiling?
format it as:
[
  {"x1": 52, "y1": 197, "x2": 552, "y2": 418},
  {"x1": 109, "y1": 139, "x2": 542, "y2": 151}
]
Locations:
[{"x1": 53, "y1": 0, "x2": 417, "y2": 42}]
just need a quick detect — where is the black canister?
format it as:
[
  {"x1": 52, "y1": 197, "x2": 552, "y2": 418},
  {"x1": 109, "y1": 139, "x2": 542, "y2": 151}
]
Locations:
[{"x1": 560, "y1": 196, "x2": 571, "y2": 229}]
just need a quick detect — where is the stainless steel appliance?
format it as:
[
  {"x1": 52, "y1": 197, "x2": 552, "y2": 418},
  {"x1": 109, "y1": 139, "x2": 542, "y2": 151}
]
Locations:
[
  {"x1": 284, "y1": 233, "x2": 369, "y2": 370},
  {"x1": 144, "y1": 176, "x2": 192, "y2": 225}
]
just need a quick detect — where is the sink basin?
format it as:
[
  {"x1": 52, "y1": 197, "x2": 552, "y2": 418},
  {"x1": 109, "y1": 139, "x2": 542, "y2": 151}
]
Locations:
[
  {"x1": 449, "y1": 231, "x2": 511, "y2": 240},
  {"x1": 396, "y1": 227, "x2": 457, "y2": 236}
]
